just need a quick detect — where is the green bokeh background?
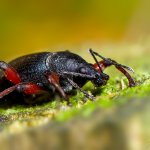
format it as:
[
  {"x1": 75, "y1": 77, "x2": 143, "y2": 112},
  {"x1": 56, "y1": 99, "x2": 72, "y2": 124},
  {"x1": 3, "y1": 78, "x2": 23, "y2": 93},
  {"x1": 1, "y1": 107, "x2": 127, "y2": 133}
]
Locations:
[{"x1": 0, "y1": 0, "x2": 150, "y2": 60}]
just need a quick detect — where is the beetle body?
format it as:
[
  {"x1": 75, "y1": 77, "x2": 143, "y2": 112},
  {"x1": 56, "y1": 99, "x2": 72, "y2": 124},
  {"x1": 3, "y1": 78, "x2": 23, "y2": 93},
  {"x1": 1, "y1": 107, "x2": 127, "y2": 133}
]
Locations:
[
  {"x1": 9, "y1": 51, "x2": 107, "y2": 90},
  {"x1": 0, "y1": 50, "x2": 135, "y2": 105}
]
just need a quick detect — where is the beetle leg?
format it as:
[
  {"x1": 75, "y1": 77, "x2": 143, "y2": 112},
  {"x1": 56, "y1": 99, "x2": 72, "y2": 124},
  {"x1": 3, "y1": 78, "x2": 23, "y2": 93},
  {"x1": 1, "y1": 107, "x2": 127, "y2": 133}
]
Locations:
[
  {"x1": 0, "y1": 82, "x2": 47, "y2": 99},
  {"x1": 66, "y1": 77, "x2": 95, "y2": 101},
  {"x1": 0, "y1": 61, "x2": 21, "y2": 84},
  {"x1": 60, "y1": 80, "x2": 73, "y2": 93},
  {"x1": 89, "y1": 49, "x2": 136, "y2": 87},
  {"x1": 45, "y1": 72, "x2": 68, "y2": 101}
]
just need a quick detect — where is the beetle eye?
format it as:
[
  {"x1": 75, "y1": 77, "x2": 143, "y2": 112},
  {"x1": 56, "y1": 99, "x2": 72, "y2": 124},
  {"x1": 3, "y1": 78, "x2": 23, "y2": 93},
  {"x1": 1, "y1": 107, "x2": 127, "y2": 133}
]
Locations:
[{"x1": 79, "y1": 67, "x2": 87, "y2": 74}]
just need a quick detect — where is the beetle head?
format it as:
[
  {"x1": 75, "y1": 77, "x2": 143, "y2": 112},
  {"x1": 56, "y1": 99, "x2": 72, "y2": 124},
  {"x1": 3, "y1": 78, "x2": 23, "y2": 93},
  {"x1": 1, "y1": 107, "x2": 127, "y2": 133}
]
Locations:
[{"x1": 78, "y1": 64, "x2": 109, "y2": 87}]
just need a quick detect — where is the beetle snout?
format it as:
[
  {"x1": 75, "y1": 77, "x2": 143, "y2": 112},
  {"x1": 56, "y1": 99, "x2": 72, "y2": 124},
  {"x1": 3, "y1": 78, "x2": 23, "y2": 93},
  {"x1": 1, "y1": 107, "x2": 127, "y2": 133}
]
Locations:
[
  {"x1": 101, "y1": 73, "x2": 109, "y2": 81},
  {"x1": 93, "y1": 73, "x2": 109, "y2": 87}
]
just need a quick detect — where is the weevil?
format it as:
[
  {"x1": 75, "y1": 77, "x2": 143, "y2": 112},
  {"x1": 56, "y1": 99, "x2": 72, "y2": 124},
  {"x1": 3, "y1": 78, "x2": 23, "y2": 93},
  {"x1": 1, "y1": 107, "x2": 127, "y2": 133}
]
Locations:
[{"x1": 0, "y1": 49, "x2": 135, "y2": 104}]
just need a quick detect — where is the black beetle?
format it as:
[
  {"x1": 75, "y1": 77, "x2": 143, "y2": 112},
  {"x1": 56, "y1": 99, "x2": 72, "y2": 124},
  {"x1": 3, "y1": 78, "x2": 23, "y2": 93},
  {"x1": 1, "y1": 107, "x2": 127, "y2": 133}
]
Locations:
[{"x1": 0, "y1": 49, "x2": 135, "y2": 104}]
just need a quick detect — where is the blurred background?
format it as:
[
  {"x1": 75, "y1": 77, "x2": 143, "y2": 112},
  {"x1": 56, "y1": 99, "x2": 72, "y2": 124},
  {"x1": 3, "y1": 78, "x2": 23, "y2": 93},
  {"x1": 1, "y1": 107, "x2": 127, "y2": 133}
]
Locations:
[
  {"x1": 0, "y1": 1, "x2": 150, "y2": 150},
  {"x1": 0, "y1": 0, "x2": 150, "y2": 60}
]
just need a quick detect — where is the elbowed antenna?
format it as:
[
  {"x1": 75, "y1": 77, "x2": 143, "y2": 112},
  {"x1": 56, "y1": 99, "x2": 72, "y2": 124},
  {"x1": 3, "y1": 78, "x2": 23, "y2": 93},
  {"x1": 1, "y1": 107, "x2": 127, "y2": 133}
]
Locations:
[{"x1": 89, "y1": 49, "x2": 134, "y2": 73}]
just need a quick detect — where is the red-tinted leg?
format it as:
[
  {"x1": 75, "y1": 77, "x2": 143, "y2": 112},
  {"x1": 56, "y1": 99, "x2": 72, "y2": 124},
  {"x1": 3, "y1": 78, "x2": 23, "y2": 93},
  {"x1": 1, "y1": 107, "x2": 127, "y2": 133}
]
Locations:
[
  {"x1": 89, "y1": 49, "x2": 136, "y2": 87},
  {"x1": 0, "y1": 83, "x2": 46, "y2": 99},
  {"x1": 0, "y1": 61, "x2": 21, "y2": 84},
  {"x1": 45, "y1": 72, "x2": 68, "y2": 100}
]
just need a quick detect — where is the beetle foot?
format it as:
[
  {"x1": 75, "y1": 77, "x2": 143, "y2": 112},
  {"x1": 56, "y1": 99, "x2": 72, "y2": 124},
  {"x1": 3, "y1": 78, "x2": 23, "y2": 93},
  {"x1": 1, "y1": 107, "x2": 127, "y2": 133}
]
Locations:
[{"x1": 84, "y1": 93, "x2": 95, "y2": 101}]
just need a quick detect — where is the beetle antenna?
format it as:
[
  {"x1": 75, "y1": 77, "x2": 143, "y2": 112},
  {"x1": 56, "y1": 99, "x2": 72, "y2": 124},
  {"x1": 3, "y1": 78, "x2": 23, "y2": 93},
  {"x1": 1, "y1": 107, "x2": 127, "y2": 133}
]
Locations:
[
  {"x1": 89, "y1": 49, "x2": 107, "y2": 61},
  {"x1": 89, "y1": 49, "x2": 103, "y2": 72},
  {"x1": 90, "y1": 49, "x2": 134, "y2": 73}
]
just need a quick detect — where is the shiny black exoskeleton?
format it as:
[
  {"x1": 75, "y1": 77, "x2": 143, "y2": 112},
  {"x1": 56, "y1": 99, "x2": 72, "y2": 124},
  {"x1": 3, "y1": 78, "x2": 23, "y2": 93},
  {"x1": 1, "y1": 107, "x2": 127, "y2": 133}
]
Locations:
[{"x1": 0, "y1": 49, "x2": 135, "y2": 105}]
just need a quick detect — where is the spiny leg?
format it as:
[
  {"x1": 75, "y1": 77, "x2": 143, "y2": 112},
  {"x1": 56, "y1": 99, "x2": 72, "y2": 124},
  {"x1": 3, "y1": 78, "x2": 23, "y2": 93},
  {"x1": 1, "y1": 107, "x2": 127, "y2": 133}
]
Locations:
[
  {"x1": 0, "y1": 61, "x2": 21, "y2": 84},
  {"x1": 60, "y1": 71, "x2": 96, "y2": 100},
  {"x1": 89, "y1": 49, "x2": 136, "y2": 87},
  {"x1": 0, "y1": 82, "x2": 47, "y2": 99}
]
